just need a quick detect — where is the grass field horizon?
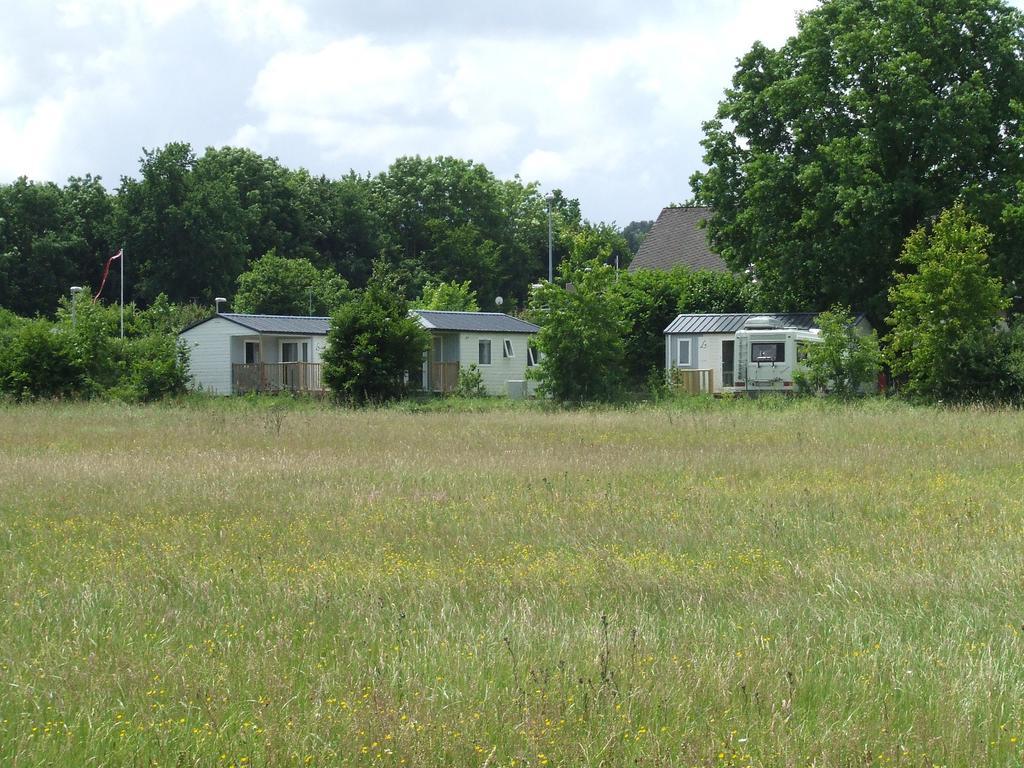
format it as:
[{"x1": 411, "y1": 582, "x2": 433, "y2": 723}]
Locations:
[{"x1": 2, "y1": 399, "x2": 1023, "y2": 766}]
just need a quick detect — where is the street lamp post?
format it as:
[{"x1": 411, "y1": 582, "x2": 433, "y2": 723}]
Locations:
[
  {"x1": 545, "y1": 194, "x2": 554, "y2": 283},
  {"x1": 70, "y1": 286, "x2": 83, "y2": 328}
]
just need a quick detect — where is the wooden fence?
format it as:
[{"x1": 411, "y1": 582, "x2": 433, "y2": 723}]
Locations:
[
  {"x1": 232, "y1": 363, "x2": 324, "y2": 394},
  {"x1": 669, "y1": 368, "x2": 715, "y2": 395}
]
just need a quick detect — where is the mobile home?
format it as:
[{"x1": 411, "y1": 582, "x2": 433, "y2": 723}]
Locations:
[{"x1": 664, "y1": 312, "x2": 872, "y2": 395}]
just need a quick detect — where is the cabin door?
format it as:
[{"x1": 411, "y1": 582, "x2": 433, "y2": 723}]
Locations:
[{"x1": 721, "y1": 340, "x2": 734, "y2": 387}]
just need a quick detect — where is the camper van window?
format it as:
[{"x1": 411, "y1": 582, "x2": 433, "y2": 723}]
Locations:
[
  {"x1": 797, "y1": 340, "x2": 811, "y2": 363},
  {"x1": 751, "y1": 342, "x2": 785, "y2": 363}
]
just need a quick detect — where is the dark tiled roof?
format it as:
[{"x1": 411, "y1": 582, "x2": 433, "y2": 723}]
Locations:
[
  {"x1": 181, "y1": 313, "x2": 331, "y2": 335},
  {"x1": 413, "y1": 310, "x2": 539, "y2": 334},
  {"x1": 628, "y1": 206, "x2": 727, "y2": 273},
  {"x1": 664, "y1": 313, "x2": 823, "y2": 334}
]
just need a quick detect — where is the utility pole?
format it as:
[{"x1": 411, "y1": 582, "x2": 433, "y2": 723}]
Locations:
[{"x1": 546, "y1": 194, "x2": 554, "y2": 282}]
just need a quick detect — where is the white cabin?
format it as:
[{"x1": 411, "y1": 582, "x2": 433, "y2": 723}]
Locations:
[
  {"x1": 178, "y1": 310, "x2": 541, "y2": 397},
  {"x1": 179, "y1": 313, "x2": 330, "y2": 395}
]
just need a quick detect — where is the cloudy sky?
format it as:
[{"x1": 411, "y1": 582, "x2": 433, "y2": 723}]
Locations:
[{"x1": 3, "y1": 0, "x2": 1001, "y2": 226}]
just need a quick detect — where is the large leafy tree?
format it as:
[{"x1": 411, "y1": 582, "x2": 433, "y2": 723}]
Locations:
[
  {"x1": 118, "y1": 143, "x2": 249, "y2": 304},
  {"x1": 192, "y1": 147, "x2": 305, "y2": 262},
  {"x1": 886, "y1": 204, "x2": 1009, "y2": 400},
  {"x1": 0, "y1": 175, "x2": 117, "y2": 317},
  {"x1": 692, "y1": 0, "x2": 1024, "y2": 319},
  {"x1": 289, "y1": 170, "x2": 382, "y2": 288},
  {"x1": 322, "y1": 261, "x2": 428, "y2": 404},
  {"x1": 373, "y1": 156, "x2": 584, "y2": 305}
]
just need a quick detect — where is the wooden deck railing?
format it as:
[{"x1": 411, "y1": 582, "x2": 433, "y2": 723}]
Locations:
[
  {"x1": 669, "y1": 367, "x2": 715, "y2": 395},
  {"x1": 232, "y1": 363, "x2": 324, "y2": 394},
  {"x1": 430, "y1": 361, "x2": 460, "y2": 393}
]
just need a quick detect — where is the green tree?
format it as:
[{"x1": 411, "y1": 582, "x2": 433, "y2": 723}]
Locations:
[
  {"x1": 885, "y1": 204, "x2": 1009, "y2": 400},
  {"x1": 118, "y1": 142, "x2": 249, "y2": 304},
  {"x1": 0, "y1": 176, "x2": 116, "y2": 317},
  {"x1": 322, "y1": 261, "x2": 428, "y2": 404},
  {"x1": 289, "y1": 170, "x2": 382, "y2": 288},
  {"x1": 527, "y1": 260, "x2": 629, "y2": 403},
  {"x1": 794, "y1": 306, "x2": 881, "y2": 397},
  {"x1": 415, "y1": 279, "x2": 480, "y2": 311},
  {"x1": 692, "y1": 0, "x2": 1024, "y2": 319},
  {"x1": 613, "y1": 268, "x2": 761, "y2": 385},
  {"x1": 621, "y1": 220, "x2": 653, "y2": 256},
  {"x1": 570, "y1": 222, "x2": 631, "y2": 270},
  {"x1": 233, "y1": 251, "x2": 351, "y2": 316}
]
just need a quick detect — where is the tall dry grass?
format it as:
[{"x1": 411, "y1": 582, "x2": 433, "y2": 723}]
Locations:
[{"x1": 1, "y1": 399, "x2": 1022, "y2": 766}]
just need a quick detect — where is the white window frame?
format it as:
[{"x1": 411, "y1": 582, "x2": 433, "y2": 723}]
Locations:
[
  {"x1": 478, "y1": 339, "x2": 492, "y2": 366},
  {"x1": 502, "y1": 339, "x2": 515, "y2": 358},
  {"x1": 677, "y1": 338, "x2": 691, "y2": 367}
]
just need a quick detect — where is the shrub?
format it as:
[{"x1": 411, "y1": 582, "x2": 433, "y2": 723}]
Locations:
[
  {"x1": 454, "y1": 364, "x2": 487, "y2": 398},
  {"x1": 528, "y1": 259, "x2": 629, "y2": 403},
  {"x1": 322, "y1": 261, "x2": 428, "y2": 404},
  {"x1": 794, "y1": 305, "x2": 880, "y2": 398},
  {"x1": 112, "y1": 335, "x2": 191, "y2": 402},
  {"x1": 0, "y1": 320, "x2": 86, "y2": 400}
]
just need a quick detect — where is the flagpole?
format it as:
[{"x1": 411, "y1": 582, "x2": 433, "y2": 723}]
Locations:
[{"x1": 120, "y1": 246, "x2": 124, "y2": 339}]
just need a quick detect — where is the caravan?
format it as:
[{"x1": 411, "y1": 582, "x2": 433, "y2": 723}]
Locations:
[{"x1": 732, "y1": 316, "x2": 821, "y2": 394}]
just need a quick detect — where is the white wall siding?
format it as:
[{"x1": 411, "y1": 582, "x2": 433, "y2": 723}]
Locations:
[
  {"x1": 665, "y1": 332, "x2": 736, "y2": 394},
  {"x1": 312, "y1": 336, "x2": 327, "y2": 364},
  {"x1": 458, "y1": 333, "x2": 532, "y2": 395},
  {"x1": 180, "y1": 317, "x2": 236, "y2": 394}
]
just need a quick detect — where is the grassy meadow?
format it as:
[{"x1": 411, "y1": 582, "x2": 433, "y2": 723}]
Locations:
[{"x1": 1, "y1": 398, "x2": 1023, "y2": 767}]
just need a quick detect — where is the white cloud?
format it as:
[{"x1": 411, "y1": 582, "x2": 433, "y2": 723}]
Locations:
[
  {"x1": 0, "y1": 97, "x2": 72, "y2": 179},
  {"x1": 14, "y1": 0, "x2": 1000, "y2": 222},
  {"x1": 212, "y1": 0, "x2": 308, "y2": 44},
  {"x1": 251, "y1": 37, "x2": 438, "y2": 119}
]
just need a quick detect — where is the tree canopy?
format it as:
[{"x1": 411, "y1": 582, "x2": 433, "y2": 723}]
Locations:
[
  {"x1": 0, "y1": 145, "x2": 634, "y2": 319},
  {"x1": 233, "y1": 251, "x2": 351, "y2": 316},
  {"x1": 692, "y1": 0, "x2": 1024, "y2": 319}
]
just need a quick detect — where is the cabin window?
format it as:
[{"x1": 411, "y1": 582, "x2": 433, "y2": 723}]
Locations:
[
  {"x1": 502, "y1": 339, "x2": 515, "y2": 358},
  {"x1": 677, "y1": 338, "x2": 691, "y2": 367},
  {"x1": 244, "y1": 341, "x2": 260, "y2": 364},
  {"x1": 478, "y1": 340, "x2": 492, "y2": 365},
  {"x1": 751, "y1": 342, "x2": 785, "y2": 363},
  {"x1": 281, "y1": 341, "x2": 309, "y2": 363},
  {"x1": 527, "y1": 345, "x2": 539, "y2": 367}
]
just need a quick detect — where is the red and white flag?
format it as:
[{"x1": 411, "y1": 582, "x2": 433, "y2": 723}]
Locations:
[{"x1": 93, "y1": 249, "x2": 123, "y2": 301}]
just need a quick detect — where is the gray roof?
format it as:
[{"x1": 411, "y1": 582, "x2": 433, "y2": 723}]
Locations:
[
  {"x1": 413, "y1": 310, "x2": 539, "y2": 334},
  {"x1": 665, "y1": 313, "x2": 824, "y2": 334},
  {"x1": 628, "y1": 206, "x2": 728, "y2": 273},
  {"x1": 182, "y1": 313, "x2": 331, "y2": 335}
]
